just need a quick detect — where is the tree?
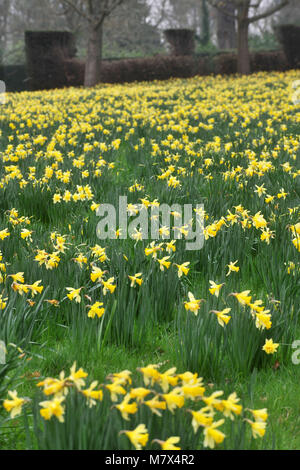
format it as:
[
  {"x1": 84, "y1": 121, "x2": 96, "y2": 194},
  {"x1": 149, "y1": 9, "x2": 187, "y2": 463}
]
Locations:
[
  {"x1": 0, "y1": 0, "x2": 10, "y2": 63},
  {"x1": 159, "y1": 0, "x2": 204, "y2": 33},
  {"x1": 200, "y1": 0, "x2": 210, "y2": 46},
  {"x1": 103, "y1": 0, "x2": 161, "y2": 57},
  {"x1": 275, "y1": 0, "x2": 300, "y2": 26},
  {"x1": 58, "y1": 0, "x2": 126, "y2": 86},
  {"x1": 2, "y1": 0, "x2": 69, "y2": 64},
  {"x1": 216, "y1": 0, "x2": 236, "y2": 49},
  {"x1": 154, "y1": 0, "x2": 212, "y2": 49},
  {"x1": 208, "y1": 0, "x2": 290, "y2": 74}
]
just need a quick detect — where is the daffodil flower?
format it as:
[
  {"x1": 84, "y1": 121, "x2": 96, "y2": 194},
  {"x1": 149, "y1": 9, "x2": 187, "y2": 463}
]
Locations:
[
  {"x1": 209, "y1": 280, "x2": 224, "y2": 298},
  {"x1": 262, "y1": 338, "x2": 279, "y2": 354},
  {"x1": 3, "y1": 391, "x2": 26, "y2": 418},
  {"x1": 184, "y1": 292, "x2": 203, "y2": 315},
  {"x1": 226, "y1": 260, "x2": 239, "y2": 276},
  {"x1": 120, "y1": 424, "x2": 149, "y2": 450}
]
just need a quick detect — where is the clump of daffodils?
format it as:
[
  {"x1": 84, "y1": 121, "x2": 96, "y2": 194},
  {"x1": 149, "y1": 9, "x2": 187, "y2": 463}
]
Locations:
[{"x1": 4, "y1": 362, "x2": 268, "y2": 450}]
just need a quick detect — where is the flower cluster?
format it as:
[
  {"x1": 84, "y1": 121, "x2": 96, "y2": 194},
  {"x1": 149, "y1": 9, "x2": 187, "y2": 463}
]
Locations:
[{"x1": 3, "y1": 362, "x2": 268, "y2": 450}]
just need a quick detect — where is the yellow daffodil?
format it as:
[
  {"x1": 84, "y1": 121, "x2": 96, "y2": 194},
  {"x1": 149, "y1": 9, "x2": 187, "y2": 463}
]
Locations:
[
  {"x1": 120, "y1": 424, "x2": 149, "y2": 450},
  {"x1": 248, "y1": 408, "x2": 268, "y2": 422},
  {"x1": 175, "y1": 262, "x2": 190, "y2": 278},
  {"x1": 115, "y1": 394, "x2": 138, "y2": 421},
  {"x1": 66, "y1": 287, "x2": 82, "y2": 303},
  {"x1": 87, "y1": 301, "x2": 105, "y2": 319},
  {"x1": 226, "y1": 260, "x2": 239, "y2": 276},
  {"x1": 245, "y1": 419, "x2": 266, "y2": 439},
  {"x1": 39, "y1": 396, "x2": 65, "y2": 422},
  {"x1": 3, "y1": 391, "x2": 26, "y2": 418},
  {"x1": 189, "y1": 407, "x2": 214, "y2": 433},
  {"x1": 152, "y1": 436, "x2": 181, "y2": 450},
  {"x1": 231, "y1": 290, "x2": 252, "y2": 306},
  {"x1": 184, "y1": 292, "x2": 203, "y2": 315},
  {"x1": 102, "y1": 277, "x2": 116, "y2": 295},
  {"x1": 262, "y1": 338, "x2": 279, "y2": 354},
  {"x1": 128, "y1": 273, "x2": 143, "y2": 287},
  {"x1": 157, "y1": 256, "x2": 171, "y2": 271},
  {"x1": 210, "y1": 308, "x2": 231, "y2": 327},
  {"x1": 221, "y1": 392, "x2": 242, "y2": 420},
  {"x1": 203, "y1": 419, "x2": 226, "y2": 449},
  {"x1": 209, "y1": 280, "x2": 224, "y2": 298},
  {"x1": 162, "y1": 387, "x2": 184, "y2": 413},
  {"x1": 82, "y1": 381, "x2": 103, "y2": 407}
]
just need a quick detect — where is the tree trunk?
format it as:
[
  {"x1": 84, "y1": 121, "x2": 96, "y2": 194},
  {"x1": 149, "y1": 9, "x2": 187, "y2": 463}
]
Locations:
[
  {"x1": 84, "y1": 23, "x2": 103, "y2": 87},
  {"x1": 200, "y1": 0, "x2": 210, "y2": 46},
  {"x1": 237, "y1": 2, "x2": 250, "y2": 76},
  {"x1": 217, "y1": 0, "x2": 236, "y2": 49}
]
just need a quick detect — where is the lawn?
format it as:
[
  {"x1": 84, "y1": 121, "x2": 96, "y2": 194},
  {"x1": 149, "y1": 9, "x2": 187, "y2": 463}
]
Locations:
[{"x1": 0, "y1": 70, "x2": 299, "y2": 450}]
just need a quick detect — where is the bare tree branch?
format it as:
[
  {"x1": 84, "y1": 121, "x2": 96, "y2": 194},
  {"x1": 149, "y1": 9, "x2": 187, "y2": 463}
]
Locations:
[
  {"x1": 249, "y1": 0, "x2": 289, "y2": 23},
  {"x1": 87, "y1": 0, "x2": 94, "y2": 15},
  {"x1": 59, "y1": 0, "x2": 126, "y2": 29},
  {"x1": 149, "y1": 0, "x2": 169, "y2": 29},
  {"x1": 94, "y1": 0, "x2": 125, "y2": 28},
  {"x1": 102, "y1": 0, "x2": 125, "y2": 15},
  {"x1": 208, "y1": 0, "x2": 289, "y2": 23},
  {"x1": 60, "y1": 0, "x2": 91, "y2": 22},
  {"x1": 249, "y1": 1, "x2": 263, "y2": 8}
]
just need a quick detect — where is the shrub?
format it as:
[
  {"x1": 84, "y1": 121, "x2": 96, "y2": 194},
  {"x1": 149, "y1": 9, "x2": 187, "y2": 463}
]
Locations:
[
  {"x1": 25, "y1": 31, "x2": 79, "y2": 91},
  {"x1": 275, "y1": 24, "x2": 300, "y2": 68},
  {"x1": 100, "y1": 55, "x2": 209, "y2": 83},
  {"x1": 214, "y1": 51, "x2": 289, "y2": 75},
  {"x1": 163, "y1": 29, "x2": 195, "y2": 56}
]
